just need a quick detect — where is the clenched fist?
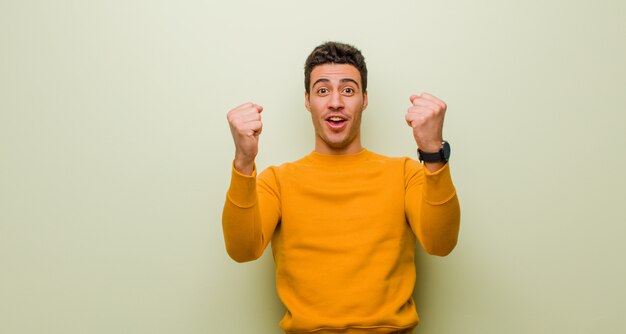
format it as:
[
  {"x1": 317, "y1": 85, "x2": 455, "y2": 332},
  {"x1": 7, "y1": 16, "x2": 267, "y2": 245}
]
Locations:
[
  {"x1": 405, "y1": 93, "x2": 446, "y2": 153},
  {"x1": 227, "y1": 102, "x2": 263, "y2": 175}
]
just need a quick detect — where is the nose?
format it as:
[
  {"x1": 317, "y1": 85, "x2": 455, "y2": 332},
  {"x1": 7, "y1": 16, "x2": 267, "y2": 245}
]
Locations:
[{"x1": 328, "y1": 90, "x2": 344, "y2": 110}]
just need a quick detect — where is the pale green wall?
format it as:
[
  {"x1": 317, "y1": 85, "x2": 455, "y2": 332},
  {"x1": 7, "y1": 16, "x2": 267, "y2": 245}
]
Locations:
[{"x1": 1, "y1": 1, "x2": 625, "y2": 333}]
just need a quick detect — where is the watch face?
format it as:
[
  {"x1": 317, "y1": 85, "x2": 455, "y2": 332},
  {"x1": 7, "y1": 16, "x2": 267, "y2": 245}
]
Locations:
[{"x1": 442, "y1": 141, "x2": 451, "y2": 160}]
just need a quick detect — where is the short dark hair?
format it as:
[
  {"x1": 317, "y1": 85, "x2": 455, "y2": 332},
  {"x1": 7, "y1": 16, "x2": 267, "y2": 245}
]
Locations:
[{"x1": 304, "y1": 41, "x2": 368, "y2": 94}]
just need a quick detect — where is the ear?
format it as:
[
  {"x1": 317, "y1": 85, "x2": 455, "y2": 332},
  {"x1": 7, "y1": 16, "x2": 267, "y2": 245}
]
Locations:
[
  {"x1": 362, "y1": 91, "x2": 368, "y2": 111},
  {"x1": 304, "y1": 91, "x2": 311, "y2": 112}
]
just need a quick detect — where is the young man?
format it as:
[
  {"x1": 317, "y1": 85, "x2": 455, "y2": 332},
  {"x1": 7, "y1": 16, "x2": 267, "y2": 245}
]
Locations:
[{"x1": 223, "y1": 42, "x2": 460, "y2": 334}]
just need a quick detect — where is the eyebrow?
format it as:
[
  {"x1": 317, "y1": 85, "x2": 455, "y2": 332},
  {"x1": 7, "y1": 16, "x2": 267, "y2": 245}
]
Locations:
[{"x1": 312, "y1": 78, "x2": 360, "y2": 89}]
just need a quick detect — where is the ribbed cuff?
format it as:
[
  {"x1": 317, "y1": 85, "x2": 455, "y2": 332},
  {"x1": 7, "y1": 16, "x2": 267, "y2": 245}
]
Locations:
[
  {"x1": 226, "y1": 162, "x2": 258, "y2": 208},
  {"x1": 423, "y1": 163, "x2": 457, "y2": 205}
]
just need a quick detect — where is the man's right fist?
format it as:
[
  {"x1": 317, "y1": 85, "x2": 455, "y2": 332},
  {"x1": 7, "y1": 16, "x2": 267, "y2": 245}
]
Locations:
[{"x1": 227, "y1": 103, "x2": 263, "y2": 175}]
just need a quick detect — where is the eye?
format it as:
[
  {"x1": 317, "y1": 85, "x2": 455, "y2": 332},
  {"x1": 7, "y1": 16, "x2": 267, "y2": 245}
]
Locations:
[
  {"x1": 317, "y1": 87, "x2": 329, "y2": 95},
  {"x1": 342, "y1": 87, "x2": 355, "y2": 95}
]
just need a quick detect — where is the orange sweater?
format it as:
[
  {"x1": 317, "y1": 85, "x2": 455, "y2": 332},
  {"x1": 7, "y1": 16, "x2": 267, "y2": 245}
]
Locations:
[{"x1": 222, "y1": 149, "x2": 460, "y2": 333}]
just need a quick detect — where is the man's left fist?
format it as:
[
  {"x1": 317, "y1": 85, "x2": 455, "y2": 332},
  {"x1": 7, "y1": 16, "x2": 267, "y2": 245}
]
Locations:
[{"x1": 405, "y1": 93, "x2": 447, "y2": 152}]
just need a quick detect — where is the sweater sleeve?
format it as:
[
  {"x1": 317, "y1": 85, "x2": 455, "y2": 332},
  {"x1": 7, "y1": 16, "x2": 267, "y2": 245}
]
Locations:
[
  {"x1": 222, "y1": 163, "x2": 281, "y2": 262},
  {"x1": 404, "y1": 159, "x2": 460, "y2": 256}
]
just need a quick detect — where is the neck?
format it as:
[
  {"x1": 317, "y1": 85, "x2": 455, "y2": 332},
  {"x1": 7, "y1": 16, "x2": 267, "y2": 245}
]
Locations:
[{"x1": 314, "y1": 137, "x2": 363, "y2": 155}]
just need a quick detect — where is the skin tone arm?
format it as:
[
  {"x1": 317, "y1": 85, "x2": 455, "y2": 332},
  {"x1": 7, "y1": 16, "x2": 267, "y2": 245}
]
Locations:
[
  {"x1": 227, "y1": 102, "x2": 263, "y2": 176},
  {"x1": 405, "y1": 93, "x2": 448, "y2": 173}
]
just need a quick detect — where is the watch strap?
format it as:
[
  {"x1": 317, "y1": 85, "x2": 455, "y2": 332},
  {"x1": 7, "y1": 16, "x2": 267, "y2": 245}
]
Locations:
[
  {"x1": 418, "y1": 141, "x2": 450, "y2": 163},
  {"x1": 418, "y1": 149, "x2": 444, "y2": 163}
]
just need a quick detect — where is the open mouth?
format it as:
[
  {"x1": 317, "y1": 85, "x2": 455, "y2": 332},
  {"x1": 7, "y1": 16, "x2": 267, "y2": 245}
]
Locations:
[{"x1": 326, "y1": 115, "x2": 347, "y2": 129}]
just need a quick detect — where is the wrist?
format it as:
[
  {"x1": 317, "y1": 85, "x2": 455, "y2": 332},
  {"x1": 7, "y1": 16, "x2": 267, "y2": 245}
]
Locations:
[
  {"x1": 234, "y1": 156, "x2": 255, "y2": 176},
  {"x1": 419, "y1": 144, "x2": 440, "y2": 153},
  {"x1": 424, "y1": 161, "x2": 446, "y2": 173},
  {"x1": 417, "y1": 139, "x2": 443, "y2": 153},
  {"x1": 417, "y1": 140, "x2": 450, "y2": 164}
]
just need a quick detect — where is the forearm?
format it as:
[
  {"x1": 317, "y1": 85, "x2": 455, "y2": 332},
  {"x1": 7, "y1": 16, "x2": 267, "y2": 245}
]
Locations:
[
  {"x1": 222, "y1": 163, "x2": 280, "y2": 262},
  {"x1": 222, "y1": 198, "x2": 264, "y2": 262},
  {"x1": 410, "y1": 163, "x2": 460, "y2": 256},
  {"x1": 423, "y1": 161, "x2": 445, "y2": 174},
  {"x1": 222, "y1": 163, "x2": 263, "y2": 262},
  {"x1": 418, "y1": 193, "x2": 460, "y2": 256},
  {"x1": 234, "y1": 153, "x2": 255, "y2": 176}
]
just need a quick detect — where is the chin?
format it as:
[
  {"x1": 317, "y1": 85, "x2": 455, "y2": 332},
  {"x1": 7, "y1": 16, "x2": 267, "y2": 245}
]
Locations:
[{"x1": 325, "y1": 136, "x2": 355, "y2": 149}]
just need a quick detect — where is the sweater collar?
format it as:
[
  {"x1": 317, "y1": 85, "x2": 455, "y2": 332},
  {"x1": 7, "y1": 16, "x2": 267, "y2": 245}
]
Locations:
[{"x1": 305, "y1": 148, "x2": 372, "y2": 166}]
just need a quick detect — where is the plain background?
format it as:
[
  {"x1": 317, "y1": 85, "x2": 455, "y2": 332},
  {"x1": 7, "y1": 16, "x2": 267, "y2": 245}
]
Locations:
[{"x1": 1, "y1": 0, "x2": 625, "y2": 333}]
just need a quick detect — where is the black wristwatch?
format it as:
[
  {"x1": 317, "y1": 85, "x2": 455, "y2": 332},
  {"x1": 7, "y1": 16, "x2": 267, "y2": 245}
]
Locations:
[{"x1": 418, "y1": 141, "x2": 451, "y2": 163}]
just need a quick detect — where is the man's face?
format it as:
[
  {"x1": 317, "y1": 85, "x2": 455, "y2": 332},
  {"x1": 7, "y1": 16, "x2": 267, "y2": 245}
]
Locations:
[{"x1": 305, "y1": 63, "x2": 368, "y2": 154}]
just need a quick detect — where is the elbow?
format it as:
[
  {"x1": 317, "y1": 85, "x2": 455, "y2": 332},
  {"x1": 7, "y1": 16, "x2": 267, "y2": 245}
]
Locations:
[
  {"x1": 422, "y1": 230, "x2": 459, "y2": 257},
  {"x1": 422, "y1": 205, "x2": 461, "y2": 257},
  {"x1": 228, "y1": 253, "x2": 259, "y2": 263},
  {"x1": 227, "y1": 249, "x2": 261, "y2": 263},
  {"x1": 222, "y1": 217, "x2": 264, "y2": 263},
  {"x1": 424, "y1": 239, "x2": 457, "y2": 257},
  {"x1": 225, "y1": 243, "x2": 262, "y2": 263}
]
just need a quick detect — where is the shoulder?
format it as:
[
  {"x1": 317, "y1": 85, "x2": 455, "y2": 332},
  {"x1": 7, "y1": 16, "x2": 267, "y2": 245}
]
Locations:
[
  {"x1": 257, "y1": 154, "x2": 309, "y2": 180},
  {"x1": 365, "y1": 151, "x2": 424, "y2": 186},
  {"x1": 367, "y1": 150, "x2": 421, "y2": 169}
]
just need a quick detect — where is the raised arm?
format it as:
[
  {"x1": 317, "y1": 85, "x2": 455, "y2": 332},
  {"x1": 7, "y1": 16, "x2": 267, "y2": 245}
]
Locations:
[
  {"x1": 222, "y1": 103, "x2": 280, "y2": 262},
  {"x1": 404, "y1": 93, "x2": 460, "y2": 255}
]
